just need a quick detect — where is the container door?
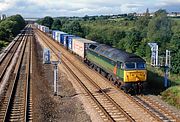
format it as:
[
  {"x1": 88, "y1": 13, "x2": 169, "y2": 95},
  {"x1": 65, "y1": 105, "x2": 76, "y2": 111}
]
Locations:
[
  {"x1": 66, "y1": 36, "x2": 68, "y2": 49},
  {"x1": 68, "y1": 38, "x2": 72, "y2": 50}
]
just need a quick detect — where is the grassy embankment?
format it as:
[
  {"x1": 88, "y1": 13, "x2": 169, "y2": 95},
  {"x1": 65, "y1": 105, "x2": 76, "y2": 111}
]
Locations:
[{"x1": 0, "y1": 41, "x2": 9, "y2": 51}]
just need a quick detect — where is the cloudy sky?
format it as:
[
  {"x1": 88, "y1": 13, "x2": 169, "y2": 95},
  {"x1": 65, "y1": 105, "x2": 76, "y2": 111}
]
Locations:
[{"x1": 0, "y1": 0, "x2": 180, "y2": 18}]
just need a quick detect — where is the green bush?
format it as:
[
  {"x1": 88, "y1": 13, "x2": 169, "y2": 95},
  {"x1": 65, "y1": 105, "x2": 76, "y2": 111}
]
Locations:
[{"x1": 161, "y1": 86, "x2": 180, "y2": 109}]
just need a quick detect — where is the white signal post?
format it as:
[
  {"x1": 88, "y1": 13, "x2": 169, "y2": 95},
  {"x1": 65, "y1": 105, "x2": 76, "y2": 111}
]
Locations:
[
  {"x1": 148, "y1": 43, "x2": 158, "y2": 66},
  {"x1": 51, "y1": 52, "x2": 61, "y2": 96},
  {"x1": 164, "y1": 50, "x2": 171, "y2": 88},
  {"x1": 148, "y1": 43, "x2": 171, "y2": 88}
]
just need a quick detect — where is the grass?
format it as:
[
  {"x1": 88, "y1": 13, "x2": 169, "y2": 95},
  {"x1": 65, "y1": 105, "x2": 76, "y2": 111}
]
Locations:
[
  {"x1": 161, "y1": 86, "x2": 180, "y2": 109},
  {"x1": 147, "y1": 65, "x2": 180, "y2": 87},
  {"x1": 0, "y1": 40, "x2": 9, "y2": 51},
  {"x1": 146, "y1": 65, "x2": 180, "y2": 109}
]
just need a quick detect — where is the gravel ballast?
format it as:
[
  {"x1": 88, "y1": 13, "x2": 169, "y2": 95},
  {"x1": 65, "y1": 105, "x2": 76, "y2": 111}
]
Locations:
[{"x1": 32, "y1": 39, "x2": 91, "y2": 122}]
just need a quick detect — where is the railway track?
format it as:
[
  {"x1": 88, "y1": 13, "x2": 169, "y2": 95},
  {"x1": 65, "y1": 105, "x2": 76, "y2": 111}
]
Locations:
[
  {"x1": 36, "y1": 29, "x2": 180, "y2": 122},
  {"x1": 132, "y1": 95, "x2": 180, "y2": 122},
  {"x1": 35, "y1": 29, "x2": 158, "y2": 121},
  {"x1": 0, "y1": 26, "x2": 33, "y2": 121},
  {"x1": 0, "y1": 34, "x2": 24, "y2": 82},
  {"x1": 36, "y1": 29, "x2": 136, "y2": 121}
]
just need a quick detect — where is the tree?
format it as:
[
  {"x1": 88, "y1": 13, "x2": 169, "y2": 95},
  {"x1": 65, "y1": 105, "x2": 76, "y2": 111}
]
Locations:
[
  {"x1": 51, "y1": 19, "x2": 62, "y2": 30},
  {"x1": 125, "y1": 29, "x2": 142, "y2": 53},
  {"x1": 62, "y1": 21, "x2": 83, "y2": 36},
  {"x1": 83, "y1": 15, "x2": 89, "y2": 21},
  {"x1": 169, "y1": 32, "x2": 180, "y2": 74},
  {"x1": 8, "y1": 14, "x2": 26, "y2": 31},
  {"x1": 0, "y1": 14, "x2": 26, "y2": 41},
  {"x1": 109, "y1": 30, "x2": 126, "y2": 46},
  {"x1": 147, "y1": 9, "x2": 172, "y2": 46},
  {"x1": 145, "y1": 8, "x2": 150, "y2": 17},
  {"x1": 42, "y1": 16, "x2": 54, "y2": 28}
]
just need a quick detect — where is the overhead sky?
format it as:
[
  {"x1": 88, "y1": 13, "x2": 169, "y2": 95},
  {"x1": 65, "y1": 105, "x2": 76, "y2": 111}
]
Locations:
[{"x1": 0, "y1": 0, "x2": 180, "y2": 18}]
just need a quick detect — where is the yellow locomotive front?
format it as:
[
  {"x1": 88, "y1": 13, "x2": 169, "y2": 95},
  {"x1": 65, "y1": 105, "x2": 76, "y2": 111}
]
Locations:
[
  {"x1": 124, "y1": 62, "x2": 147, "y2": 82},
  {"x1": 122, "y1": 62, "x2": 147, "y2": 94}
]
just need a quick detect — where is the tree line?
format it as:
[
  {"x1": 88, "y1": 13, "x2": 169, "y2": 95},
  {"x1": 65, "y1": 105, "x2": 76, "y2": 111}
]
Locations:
[
  {"x1": 37, "y1": 9, "x2": 180, "y2": 74},
  {"x1": 0, "y1": 14, "x2": 26, "y2": 49}
]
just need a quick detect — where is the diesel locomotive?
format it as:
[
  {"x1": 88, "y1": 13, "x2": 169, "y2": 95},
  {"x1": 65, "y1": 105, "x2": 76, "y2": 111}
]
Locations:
[{"x1": 85, "y1": 43, "x2": 147, "y2": 94}]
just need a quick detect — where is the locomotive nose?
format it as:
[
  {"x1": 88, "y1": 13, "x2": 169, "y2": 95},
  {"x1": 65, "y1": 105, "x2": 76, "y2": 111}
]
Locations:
[{"x1": 135, "y1": 75, "x2": 140, "y2": 81}]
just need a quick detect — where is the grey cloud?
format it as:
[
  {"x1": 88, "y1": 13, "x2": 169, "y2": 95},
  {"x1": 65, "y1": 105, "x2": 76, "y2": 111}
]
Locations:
[{"x1": 2, "y1": 0, "x2": 180, "y2": 17}]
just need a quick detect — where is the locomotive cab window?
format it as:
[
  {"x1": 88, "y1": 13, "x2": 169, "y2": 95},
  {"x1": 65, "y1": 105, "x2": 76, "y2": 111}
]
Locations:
[
  {"x1": 125, "y1": 62, "x2": 135, "y2": 69},
  {"x1": 89, "y1": 45, "x2": 97, "y2": 50},
  {"x1": 117, "y1": 61, "x2": 121, "y2": 68},
  {"x1": 136, "y1": 62, "x2": 146, "y2": 69}
]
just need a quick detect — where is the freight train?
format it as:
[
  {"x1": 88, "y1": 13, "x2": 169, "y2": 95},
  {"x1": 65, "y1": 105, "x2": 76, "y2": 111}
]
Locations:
[{"x1": 35, "y1": 24, "x2": 147, "y2": 94}]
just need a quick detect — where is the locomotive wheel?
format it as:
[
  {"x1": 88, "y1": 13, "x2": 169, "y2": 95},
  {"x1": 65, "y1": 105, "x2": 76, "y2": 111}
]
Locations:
[
  {"x1": 101, "y1": 70, "x2": 107, "y2": 78},
  {"x1": 121, "y1": 86, "x2": 128, "y2": 93},
  {"x1": 117, "y1": 82, "x2": 121, "y2": 87},
  {"x1": 97, "y1": 67, "x2": 101, "y2": 73}
]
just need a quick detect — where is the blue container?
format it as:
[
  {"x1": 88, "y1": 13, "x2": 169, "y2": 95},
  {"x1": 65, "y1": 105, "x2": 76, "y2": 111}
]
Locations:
[
  {"x1": 52, "y1": 30, "x2": 63, "y2": 42},
  {"x1": 52, "y1": 30, "x2": 59, "y2": 40},
  {"x1": 63, "y1": 35, "x2": 75, "y2": 47},
  {"x1": 59, "y1": 33, "x2": 67, "y2": 44}
]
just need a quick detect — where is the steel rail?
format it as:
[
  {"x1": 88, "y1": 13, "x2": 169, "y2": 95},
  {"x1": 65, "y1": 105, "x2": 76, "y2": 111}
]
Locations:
[
  {"x1": 3, "y1": 33, "x2": 29, "y2": 121},
  {"x1": 36, "y1": 29, "x2": 135, "y2": 122}
]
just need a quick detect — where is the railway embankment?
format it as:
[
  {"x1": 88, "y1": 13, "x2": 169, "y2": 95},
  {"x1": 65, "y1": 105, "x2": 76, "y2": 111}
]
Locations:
[{"x1": 146, "y1": 66, "x2": 180, "y2": 109}]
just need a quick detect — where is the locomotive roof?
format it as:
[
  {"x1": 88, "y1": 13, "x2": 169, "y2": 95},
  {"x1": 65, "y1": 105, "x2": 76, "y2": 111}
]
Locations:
[{"x1": 89, "y1": 43, "x2": 145, "y2": 62}]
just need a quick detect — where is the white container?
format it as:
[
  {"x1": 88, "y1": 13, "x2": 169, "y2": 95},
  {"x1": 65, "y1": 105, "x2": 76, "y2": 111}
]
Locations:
[
  {"x1": 45, "y1": 26, "x2": 49, "y2": 33},
  {"x1": 40, "y1": 25, "x2": 44, "y2": 31},
  {"x1": 72, "y1": 37, "x2": 96, "y2": 59},
  {"x1": 52, "y1": 30, "x2": 65, "y2": 42}
]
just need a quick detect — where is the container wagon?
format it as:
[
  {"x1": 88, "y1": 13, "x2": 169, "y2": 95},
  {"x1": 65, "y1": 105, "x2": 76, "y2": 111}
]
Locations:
[{"x1": 72, "y1": 37, "x2": 96, "y2": 59}]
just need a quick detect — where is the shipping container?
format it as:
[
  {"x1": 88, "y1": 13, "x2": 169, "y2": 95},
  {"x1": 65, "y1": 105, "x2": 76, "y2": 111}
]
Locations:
[
  {"x1": 52, "y1": 30, "x2": 66, "y2": 42},
  {"x1": 72, "y1": 37, "x2": 96, "y2": 59},
  {"x1": 38, "y1": 25, "x2": 40, "y2": 29},
  {"x1": 44, "y1": 26, "x2": 49, "y2": 33},
  {"x1": 52, "y1": 30, "x2": 56, "y2": 40},
  {"x1": 42, "y1": 26, "x2": 45, "y2": 32},
  {"x1": 34, "y1": 23, "x2": 38, "y2": 28},
  {"x1": 63, "y1": 35, "x2": 75, "y2": 48},
  {"x1": 59, "y1": 33, "x2": 67, "y2": 44},
  {"x1": 67, "y1": 36, "x2": 74, "y2": 50},
  {"x1": 39, "y1": 25, "x2": 45, "y2": 32}
]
